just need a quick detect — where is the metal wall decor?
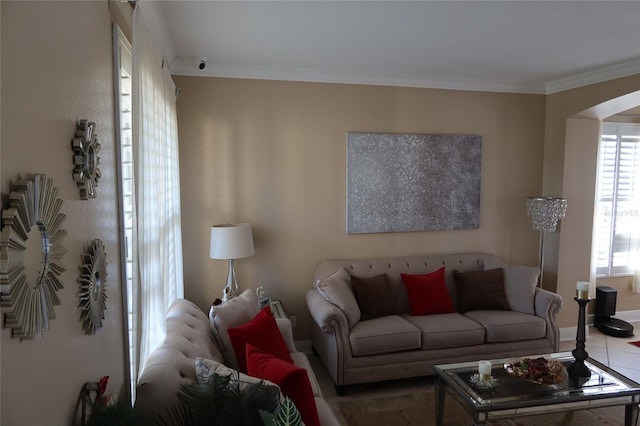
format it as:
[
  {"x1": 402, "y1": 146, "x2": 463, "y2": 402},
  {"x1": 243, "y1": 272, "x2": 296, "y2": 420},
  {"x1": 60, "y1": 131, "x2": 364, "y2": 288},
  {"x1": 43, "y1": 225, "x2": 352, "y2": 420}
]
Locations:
[
  {"x1": 346, "y1": 133, "x2": 482, "y2": 234},
  {"x1": 72, "y1": 119, "x2": 101, "y2": 199},
  {"x1": 0, "y1": 174, "x2": 68, "y2": 339},
  {"x1": 77, "y1": 239, "x2": 107, "y2": 334}
]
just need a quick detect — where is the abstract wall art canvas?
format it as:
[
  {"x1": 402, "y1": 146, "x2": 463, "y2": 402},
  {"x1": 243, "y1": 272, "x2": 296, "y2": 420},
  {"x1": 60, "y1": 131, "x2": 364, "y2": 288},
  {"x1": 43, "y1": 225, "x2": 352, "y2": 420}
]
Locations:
[{"x1": 346, "y1": 133, "x2": 482, "y2": 234}]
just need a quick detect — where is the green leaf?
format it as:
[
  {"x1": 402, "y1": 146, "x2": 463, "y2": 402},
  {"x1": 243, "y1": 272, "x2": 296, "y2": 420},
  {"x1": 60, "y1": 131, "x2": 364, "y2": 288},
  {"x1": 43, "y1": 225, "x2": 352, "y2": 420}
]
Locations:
[
  {"x1": 161, "y1": 372, "x2": 283, "y2": 426},
  {"x1": 271, "y1": 397, "x2": 303, "y2": 426}
]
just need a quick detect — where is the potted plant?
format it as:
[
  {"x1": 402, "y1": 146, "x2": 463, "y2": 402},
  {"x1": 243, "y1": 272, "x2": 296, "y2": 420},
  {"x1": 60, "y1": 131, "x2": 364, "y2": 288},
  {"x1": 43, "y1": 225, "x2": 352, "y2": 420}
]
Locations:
[{"x1": 162, "y1": 372, "x2": 303, "y2": 426}]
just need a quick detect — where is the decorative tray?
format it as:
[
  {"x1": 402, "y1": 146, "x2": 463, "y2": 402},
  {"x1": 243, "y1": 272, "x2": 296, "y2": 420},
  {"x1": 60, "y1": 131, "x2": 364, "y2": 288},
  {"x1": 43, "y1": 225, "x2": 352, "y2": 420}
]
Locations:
[{"x1": 504, "y1": 357, "x2": 566, "y2": 384}]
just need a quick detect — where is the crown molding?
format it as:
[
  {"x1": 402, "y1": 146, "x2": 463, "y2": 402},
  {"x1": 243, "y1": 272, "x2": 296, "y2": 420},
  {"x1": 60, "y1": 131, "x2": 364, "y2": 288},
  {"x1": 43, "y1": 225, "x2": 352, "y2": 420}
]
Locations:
[
  {"x1": 170, "y1": 59, "x2": 640, "y2": 96},
  {"x1": 545, "y1": 59, "x2": 640, "y2": 95},
  {"x1": 171, "y1": 62, "x2": 546, "y2": 94}
]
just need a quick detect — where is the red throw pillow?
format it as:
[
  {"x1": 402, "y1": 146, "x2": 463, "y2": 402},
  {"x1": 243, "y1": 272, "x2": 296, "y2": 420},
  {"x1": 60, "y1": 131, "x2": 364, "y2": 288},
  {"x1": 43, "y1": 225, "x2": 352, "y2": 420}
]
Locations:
[
  {"x1": 401, "y1": 267, "x2": 455, "y2": 315},
  {"x1": 246, "y1": 344, "x2": 321, "y2": 426},
  {"x1": 227, "y1": 306, "x2": 293, "y2": 373}
]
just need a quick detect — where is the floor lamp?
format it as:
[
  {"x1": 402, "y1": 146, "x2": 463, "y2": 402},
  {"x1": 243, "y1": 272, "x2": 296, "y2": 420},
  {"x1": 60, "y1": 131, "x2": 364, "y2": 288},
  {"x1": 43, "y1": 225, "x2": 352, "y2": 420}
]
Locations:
[
  {"x1": 526, "y1": 197, "x2": 567, "y2": 288},
  {"x1": 210, "y1": 222, "x2": 255, "y2": 302}
]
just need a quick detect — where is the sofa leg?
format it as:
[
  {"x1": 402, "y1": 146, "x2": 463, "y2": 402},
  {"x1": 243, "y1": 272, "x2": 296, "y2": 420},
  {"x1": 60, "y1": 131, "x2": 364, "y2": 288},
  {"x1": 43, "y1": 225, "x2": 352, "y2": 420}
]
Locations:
[{"x1": 335, "y1": 385, "x2": 347, "y2": 396}]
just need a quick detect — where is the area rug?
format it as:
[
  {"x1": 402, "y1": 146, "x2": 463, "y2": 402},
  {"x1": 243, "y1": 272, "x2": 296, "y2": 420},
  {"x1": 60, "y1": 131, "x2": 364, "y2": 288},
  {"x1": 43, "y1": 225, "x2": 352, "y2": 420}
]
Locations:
[
  {"x1": 339, "y1": 390, "x2": 630, "y2": 426},
  {"x1": 629, "y1": 341, "x2": 640, "y2": 348}
]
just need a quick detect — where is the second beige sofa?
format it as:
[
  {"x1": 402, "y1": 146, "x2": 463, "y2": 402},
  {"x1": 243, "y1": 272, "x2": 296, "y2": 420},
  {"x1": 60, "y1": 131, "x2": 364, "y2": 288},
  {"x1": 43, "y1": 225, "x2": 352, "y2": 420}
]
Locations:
[{"x1": 135, "y1": 297, "x2": 340, "y2": 425}]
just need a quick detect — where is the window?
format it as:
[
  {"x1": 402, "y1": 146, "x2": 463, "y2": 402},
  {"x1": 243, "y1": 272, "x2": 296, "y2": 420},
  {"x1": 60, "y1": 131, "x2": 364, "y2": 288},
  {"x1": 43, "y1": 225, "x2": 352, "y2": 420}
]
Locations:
[
  {"x1": 594, "y1": 122, "x2": 640, "y2": 277},
  {"x1": 113, "y1": 11, "x2": 184, "y2": 402},
  {"x1": 113, "y1": 24, "x2": 138, "y2": 403}
]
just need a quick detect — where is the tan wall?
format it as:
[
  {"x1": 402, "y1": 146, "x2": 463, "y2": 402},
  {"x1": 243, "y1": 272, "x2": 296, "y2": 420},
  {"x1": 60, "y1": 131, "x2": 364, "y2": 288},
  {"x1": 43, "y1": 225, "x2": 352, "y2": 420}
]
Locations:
[
  {"x1": 544, "y1": 76, "x2": 640, "y2": 328},
  {"x1": 1, "y1": 2, "x2": 126, "y2": 424},
  {"x1": 175, "y1": 76, "x2": 546, "y2": 339}
]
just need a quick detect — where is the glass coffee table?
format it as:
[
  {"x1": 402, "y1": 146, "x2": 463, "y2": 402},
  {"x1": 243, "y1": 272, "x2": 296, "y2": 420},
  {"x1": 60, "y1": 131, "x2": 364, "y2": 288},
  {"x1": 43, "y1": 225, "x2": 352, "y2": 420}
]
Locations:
[{"x1": 434, "y1": 352, "x2": 640, "y2": 426}]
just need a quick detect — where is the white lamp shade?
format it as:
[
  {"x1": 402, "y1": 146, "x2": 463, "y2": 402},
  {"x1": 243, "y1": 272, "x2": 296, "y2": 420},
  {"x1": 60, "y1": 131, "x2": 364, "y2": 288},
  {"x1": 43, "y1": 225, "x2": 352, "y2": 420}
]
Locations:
[{"x1": 209, "y1": 223, "x2": 255, "y2": 260}]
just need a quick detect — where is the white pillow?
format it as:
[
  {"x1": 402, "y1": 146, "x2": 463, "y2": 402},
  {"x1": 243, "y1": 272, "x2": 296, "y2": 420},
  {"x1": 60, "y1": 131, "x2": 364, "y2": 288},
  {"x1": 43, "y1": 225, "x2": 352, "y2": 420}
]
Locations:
[
  {"x1": 317, "y1": 267, "x2": 361, "y2": 328},
  {"x1": 209, "y1": 289, "x2": 260, "y2": 369},
  {"x1": 195, "y1": 357, "x2": 283, "y2": 402}
]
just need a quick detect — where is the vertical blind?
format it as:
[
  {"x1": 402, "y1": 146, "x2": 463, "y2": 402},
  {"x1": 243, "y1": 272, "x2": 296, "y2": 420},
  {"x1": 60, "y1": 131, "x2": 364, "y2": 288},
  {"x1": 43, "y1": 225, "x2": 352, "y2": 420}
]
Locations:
[{"x1": 595, "y1": 123, "x2": 640, "y2": 277}]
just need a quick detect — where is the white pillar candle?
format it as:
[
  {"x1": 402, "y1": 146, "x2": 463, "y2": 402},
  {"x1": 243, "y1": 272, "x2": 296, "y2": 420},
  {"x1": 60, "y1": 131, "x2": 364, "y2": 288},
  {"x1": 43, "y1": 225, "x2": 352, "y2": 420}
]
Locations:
[
  {"x1": 576, "y1": 281, "x2": 590, "y2": 300},
  {"x1": 478, "y1": 360, "x2": 492, "y2": 381}
]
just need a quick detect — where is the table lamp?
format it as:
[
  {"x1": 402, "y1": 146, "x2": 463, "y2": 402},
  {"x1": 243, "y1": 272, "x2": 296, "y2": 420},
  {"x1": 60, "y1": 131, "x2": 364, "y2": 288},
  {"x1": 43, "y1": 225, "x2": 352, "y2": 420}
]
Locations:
[{"x1": 210, "y1": 222, "x2": 255, "y2": 302}]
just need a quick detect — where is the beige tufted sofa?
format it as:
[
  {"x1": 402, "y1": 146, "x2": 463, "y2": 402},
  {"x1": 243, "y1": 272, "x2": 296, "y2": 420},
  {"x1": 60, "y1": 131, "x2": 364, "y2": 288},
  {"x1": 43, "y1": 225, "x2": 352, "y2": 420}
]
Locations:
[
  {"x1": 306, "y1": 253, "x2": 563, "y2": 395},
  {"x1": 135, "y1": 298, "x2": 340, "y2": 425}
]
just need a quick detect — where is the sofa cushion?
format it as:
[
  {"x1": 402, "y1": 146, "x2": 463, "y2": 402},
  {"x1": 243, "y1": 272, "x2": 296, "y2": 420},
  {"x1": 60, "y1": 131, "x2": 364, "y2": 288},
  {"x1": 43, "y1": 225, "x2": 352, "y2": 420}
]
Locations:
[
  {"x1": 227, "y1": 306, "x2": 293, "y2": 373},
  {"x1": 484, "y1": 260, "x2": 539, "y2": 315},
  {"x1": 351, "y1": 273, "x2": 397, "y2": 320},
  {"x1": 317, "y1": 267, "x2": 361, "y2": 328},
  {"x1": 464, "y1": 310, "x2": 547, "y2": 343},
  {"x1": 209, "y1": 289, "x2": 260, "y2": 369},
  {"x1": 401, "y1": 267, "x2": 455, "y2": 316},
  {"x1": 247, "y1": 344, "x2": 321, "y2": 426},
  {"x1": 453, "y1": 268, "x2": 511, "y2": 313},
  {"x1": 404, "y1": 312, "x2": 485, "y2": 349},
  {"x1": 349, "y1": 315, "x2": 421, "y2": 356}
]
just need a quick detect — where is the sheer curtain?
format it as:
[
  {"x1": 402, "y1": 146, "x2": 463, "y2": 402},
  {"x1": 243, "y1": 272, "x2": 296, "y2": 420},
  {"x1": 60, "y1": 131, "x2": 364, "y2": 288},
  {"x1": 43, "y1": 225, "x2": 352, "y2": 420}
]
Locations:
[
  {"x1": 634, "y1": 260, "x2": 640, "y2": 293},
  {"x1": 132, "y1": 5, "x2": 184, "y2": 380}
]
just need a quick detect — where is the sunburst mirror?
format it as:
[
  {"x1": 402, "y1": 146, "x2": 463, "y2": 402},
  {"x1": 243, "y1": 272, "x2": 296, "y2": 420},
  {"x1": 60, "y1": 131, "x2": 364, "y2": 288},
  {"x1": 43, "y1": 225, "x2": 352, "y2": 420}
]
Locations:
[
  {"x1": 77, "y1": 239, "x2": 108, "y2": 334},
  {"x1": 0, "y1": 174, "x2": 68, "y2": 340},
  {"x1": 72, "y1": 119, "x2": 101, "y2": 199}
]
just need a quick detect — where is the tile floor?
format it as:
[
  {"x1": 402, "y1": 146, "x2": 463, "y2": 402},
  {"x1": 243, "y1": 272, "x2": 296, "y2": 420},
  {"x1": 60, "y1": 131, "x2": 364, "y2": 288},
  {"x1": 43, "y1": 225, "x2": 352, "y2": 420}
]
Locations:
[
  {"x1": 558, "y1": 321, "x2": 640, "y2": 384},
  {"x1": 309, "y1": 321, "x2": 640, "y2": 424}
]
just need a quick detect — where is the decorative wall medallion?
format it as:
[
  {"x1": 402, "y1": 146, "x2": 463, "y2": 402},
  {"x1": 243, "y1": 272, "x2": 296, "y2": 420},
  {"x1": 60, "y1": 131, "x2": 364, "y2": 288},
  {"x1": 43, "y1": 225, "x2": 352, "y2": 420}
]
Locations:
[
  {"x1": 72, "y1": 119, "x2": 101, "y2": 199},
  {"x1": 0, "y1": 174, "x2": 68, "y2": 339},
  {"x1": 77, "y1": 239, "x2": 107, "y2": 334}
]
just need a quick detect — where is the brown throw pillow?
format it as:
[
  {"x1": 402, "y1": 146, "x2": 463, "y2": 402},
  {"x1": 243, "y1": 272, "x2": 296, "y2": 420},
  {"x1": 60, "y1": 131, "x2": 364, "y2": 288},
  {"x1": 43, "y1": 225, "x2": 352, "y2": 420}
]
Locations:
[
  {"x1": 453, "y1": 268, "x2": 511, "y2": 313},
  {"x1": 350, "y1": 274, "x2": 396, "y2": 320}
]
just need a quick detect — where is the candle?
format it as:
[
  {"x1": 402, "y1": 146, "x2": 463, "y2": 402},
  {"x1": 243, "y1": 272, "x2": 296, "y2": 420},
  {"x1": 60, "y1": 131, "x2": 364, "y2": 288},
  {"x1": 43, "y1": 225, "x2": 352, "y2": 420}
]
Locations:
[
  {"x1": 576, "y1": 281, "x2": 589, "y2": 300},
  {"x1": 478, "y1": 360, "x2": 491, "y2": 381}
]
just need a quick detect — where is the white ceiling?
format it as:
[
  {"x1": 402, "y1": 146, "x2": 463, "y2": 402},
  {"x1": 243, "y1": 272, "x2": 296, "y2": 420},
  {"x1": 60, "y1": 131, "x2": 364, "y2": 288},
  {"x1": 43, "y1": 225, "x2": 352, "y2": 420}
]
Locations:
[{"x1": 147, "y1": 1, "x2": 640, "y2": 94}]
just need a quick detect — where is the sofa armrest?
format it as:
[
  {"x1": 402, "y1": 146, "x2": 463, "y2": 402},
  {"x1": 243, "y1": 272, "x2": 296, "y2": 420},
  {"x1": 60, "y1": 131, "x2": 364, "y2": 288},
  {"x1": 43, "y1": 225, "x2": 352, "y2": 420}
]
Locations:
[
  {"x1": 534, "y1": 288, "x2": 563, "y2": 351},
  {"x1": 275, "y1": 317, "x2": 297, "y2": 353},
  {"x1": 305, "y1": 288, "x2": 349, "y2": 334}
]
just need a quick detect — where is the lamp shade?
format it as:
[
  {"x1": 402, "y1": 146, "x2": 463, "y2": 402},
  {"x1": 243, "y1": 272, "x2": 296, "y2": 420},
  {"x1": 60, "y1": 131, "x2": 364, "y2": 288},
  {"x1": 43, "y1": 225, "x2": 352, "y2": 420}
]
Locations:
[
  {"x1": 209, "y1": 223, "x2": 255, "y2": 260},
  {"x1": 526, "y1": 197, "x2": 567, "y2": 232}
]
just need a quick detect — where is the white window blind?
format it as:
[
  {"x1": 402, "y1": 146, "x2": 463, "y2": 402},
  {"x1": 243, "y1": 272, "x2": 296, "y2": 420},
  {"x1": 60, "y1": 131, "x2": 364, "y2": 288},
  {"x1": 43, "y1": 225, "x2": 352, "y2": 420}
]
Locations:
[
  {"x1": 594, "y1": 123, "x2": 640, "y2": 277},
  {"x1": 113, "y1": 24, "x2": 138, "y2": 403}
]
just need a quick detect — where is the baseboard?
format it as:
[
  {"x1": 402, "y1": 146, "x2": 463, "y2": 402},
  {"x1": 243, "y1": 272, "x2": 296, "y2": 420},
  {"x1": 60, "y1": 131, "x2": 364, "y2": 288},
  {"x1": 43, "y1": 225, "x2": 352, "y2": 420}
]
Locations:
[{"x1": 560, "y1": 308, "x2": 640, "y2": 341}]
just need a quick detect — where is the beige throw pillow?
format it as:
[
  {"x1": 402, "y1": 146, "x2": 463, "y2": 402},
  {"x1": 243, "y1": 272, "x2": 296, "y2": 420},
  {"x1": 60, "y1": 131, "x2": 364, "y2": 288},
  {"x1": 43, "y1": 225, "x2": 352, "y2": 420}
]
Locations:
[
  {"x1": 209, "y1": 289, "x2": 260, "y2": 369},
  {"x1": 317, "y1": 267, "x2": 361, "y2": 328}
]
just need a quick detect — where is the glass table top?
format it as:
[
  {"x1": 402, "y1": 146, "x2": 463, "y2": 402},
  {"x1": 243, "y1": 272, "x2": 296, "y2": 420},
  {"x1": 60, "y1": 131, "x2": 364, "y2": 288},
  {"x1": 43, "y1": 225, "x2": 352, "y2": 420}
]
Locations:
[{"x1": 434, "y1": 352, "x2": 640, "y2": 410}]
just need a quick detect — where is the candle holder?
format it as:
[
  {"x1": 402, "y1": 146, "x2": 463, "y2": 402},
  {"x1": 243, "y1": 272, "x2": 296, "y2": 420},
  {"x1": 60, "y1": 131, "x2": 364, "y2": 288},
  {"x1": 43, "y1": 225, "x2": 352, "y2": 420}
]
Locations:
[{"x1": 567, "y1": 297, "x2": 592, "y2": 387}]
